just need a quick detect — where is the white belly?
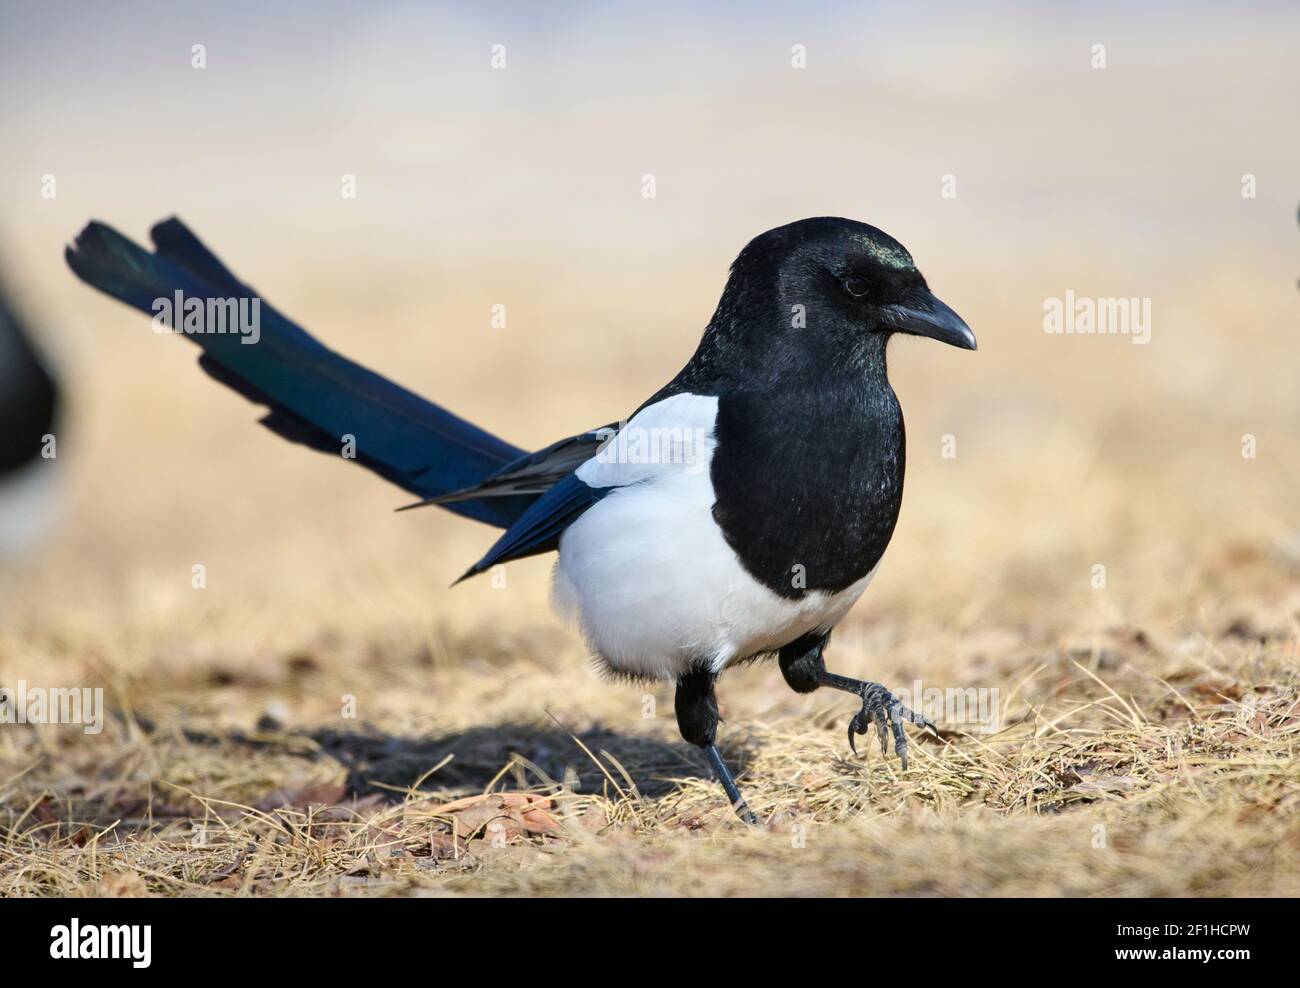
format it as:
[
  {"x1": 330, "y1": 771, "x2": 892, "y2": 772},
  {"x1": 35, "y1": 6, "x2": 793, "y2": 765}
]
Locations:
[{"x1": 551, "y1": 457, "x2": 875, "y2": 680}]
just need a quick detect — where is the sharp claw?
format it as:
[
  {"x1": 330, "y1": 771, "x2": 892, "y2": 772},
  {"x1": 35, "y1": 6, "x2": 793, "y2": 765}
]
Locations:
[
  {"x1": 889, "y1": 714, "x2": 909, "y2": 770},
  {"x1": 840, "y1": 682, "x2": 934, "y2": 769}
]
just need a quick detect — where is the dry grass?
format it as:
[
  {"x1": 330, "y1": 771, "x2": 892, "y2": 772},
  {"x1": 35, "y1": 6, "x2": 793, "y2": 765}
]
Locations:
[
  {"x1": 2, "y1": 522, "x2": 1298, "y2": 895},
  {"x1": 2, "y1": 648, "x2": 1297, "y2": 896}
]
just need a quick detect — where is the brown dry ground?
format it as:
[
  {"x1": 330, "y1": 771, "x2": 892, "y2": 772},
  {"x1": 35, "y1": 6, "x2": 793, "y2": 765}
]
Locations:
[{"x1": 1, "y1": 241, "x2": 1297, "y2": 898}]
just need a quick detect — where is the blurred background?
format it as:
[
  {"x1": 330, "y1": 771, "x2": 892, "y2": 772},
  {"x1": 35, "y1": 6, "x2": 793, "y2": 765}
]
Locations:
[{"x1": 0, "y1": 0, "x2": 1297, "y2": 766}]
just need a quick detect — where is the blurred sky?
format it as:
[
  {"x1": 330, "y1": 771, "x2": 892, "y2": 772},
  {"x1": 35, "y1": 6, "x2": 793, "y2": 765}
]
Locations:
[{"x1": 2, "y1": 0, "x2": 1297, "y2": 276}]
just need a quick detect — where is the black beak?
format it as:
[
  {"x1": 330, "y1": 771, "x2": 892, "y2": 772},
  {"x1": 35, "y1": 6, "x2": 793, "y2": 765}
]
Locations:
[{"x1": 881, "y1": 292, "x2": 977, "y2": 350}]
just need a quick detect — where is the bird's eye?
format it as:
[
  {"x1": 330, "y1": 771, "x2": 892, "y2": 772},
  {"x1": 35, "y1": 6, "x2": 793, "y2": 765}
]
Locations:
[{"x1": 842, "y1": 276, "x2": 870, "y2": 298}]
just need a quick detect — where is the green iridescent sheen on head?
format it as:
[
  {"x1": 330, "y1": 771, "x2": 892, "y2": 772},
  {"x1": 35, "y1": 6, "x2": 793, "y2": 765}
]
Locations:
[{"x1": 853, "y1": 234, "x2": 914, "y2": 271}]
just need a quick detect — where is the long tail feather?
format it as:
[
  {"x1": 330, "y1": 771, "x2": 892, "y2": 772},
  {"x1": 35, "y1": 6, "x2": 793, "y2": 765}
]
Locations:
[{"x1": 65, "y1": 217, "x2": 530, "y2": 528}]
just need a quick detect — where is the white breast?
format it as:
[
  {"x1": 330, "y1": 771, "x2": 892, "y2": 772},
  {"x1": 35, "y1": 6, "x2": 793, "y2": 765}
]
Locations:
[{"x1": 551, "y1": 393, "x2": 875, "y2": 681}]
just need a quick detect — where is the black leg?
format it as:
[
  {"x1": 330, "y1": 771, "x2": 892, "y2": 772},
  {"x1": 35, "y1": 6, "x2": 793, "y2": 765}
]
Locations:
[
  {"x1": 778, "y1": 632, "x2": 937, "y2": 770},
  {"x1": 675, "y1": 666, "x2": 757, "y2": 824},
  {"x1": 703, "y1": 744, "x2": 754, "y2": 823},
  {"x1": 778, "y1": 632, "x2": 830, "y2": 693}
]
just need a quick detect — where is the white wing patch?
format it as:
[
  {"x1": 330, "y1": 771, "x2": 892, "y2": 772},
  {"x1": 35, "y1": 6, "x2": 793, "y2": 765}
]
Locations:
[
  {"x1": 575, "y1": 392, "x2": 719, "y2": 489},
  {"x1": 553, "y1": 392, "x2": 875, "y2": 680}
]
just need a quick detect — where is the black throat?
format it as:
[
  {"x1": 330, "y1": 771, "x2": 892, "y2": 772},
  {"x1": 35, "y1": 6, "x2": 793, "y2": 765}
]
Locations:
[
  {"x1": 708, "y1": 338, "x2": 905, "y2": 599},
  {"x1": 649, "y1": 309, "x2": 906, "y2": 599}
]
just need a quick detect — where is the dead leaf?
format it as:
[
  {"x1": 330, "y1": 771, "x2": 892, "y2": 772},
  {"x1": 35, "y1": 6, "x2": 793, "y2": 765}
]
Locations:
[
  {"x1": 76, "y1": 869, "x2": 149, "y2": 898},
  {"x1": 427, "y1": 792, "x2": 562, "y2": 841},
  {"x1": 426, "y1": 833, "x2": 470, "y2": 859},
  {"x1": 256, "y1": 782, "x2": 348, "y2": 811}
]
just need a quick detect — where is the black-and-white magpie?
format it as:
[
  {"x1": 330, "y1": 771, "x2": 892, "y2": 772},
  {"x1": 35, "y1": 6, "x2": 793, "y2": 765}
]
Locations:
[
  {"x1": 0, "y1": 279, "x2": 61, "y2": 555},
  {"x1": 65, "y1": 215, "x2": 975, "y2": 821}
]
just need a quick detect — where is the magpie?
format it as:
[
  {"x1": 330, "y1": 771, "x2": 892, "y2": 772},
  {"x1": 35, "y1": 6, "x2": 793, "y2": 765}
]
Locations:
[
  {"x1": 65, "y1": 215, "x2": 975, "y2": 821},
  {"x1": 0, "y1": 278, "x2": 61, "y2": 555}
]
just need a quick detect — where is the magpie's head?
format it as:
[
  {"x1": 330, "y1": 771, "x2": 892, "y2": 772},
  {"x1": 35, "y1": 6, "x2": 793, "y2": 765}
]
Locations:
[{"x1": 712, "y1": 217, "x2": 976, "y2": 365}]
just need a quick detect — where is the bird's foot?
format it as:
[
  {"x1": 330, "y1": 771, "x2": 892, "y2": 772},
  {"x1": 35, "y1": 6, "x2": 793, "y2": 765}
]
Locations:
[
  {"x1": 844, "y1": 682, "x2": 937, "y2": 770},
  {"x1": 705, "y1": 743, "x2": 757, "y2": 825}
]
